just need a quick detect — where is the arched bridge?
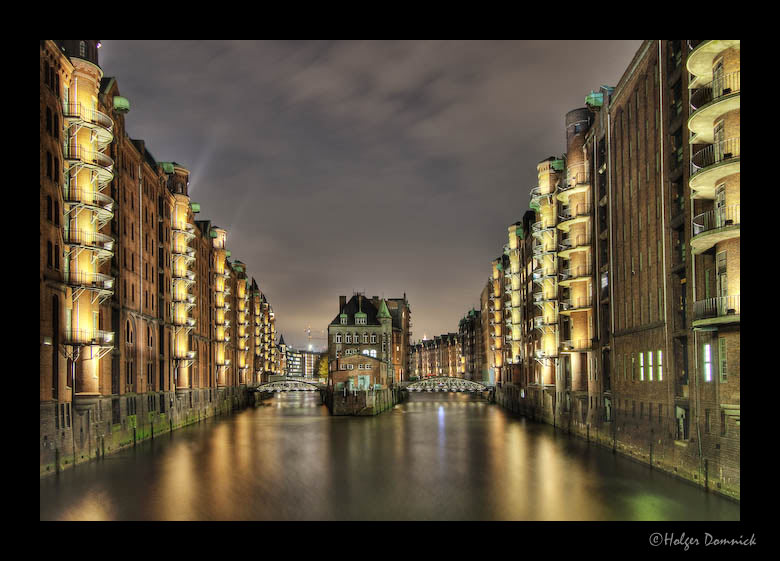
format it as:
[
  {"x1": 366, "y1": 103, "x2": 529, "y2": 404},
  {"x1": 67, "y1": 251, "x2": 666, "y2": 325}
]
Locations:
[
  {"x1": 404, "y1": 377, "x2": 492, "y2": 393},
  {"x1": 251, "y1": 380, "x2": 321, "y2": 393}
]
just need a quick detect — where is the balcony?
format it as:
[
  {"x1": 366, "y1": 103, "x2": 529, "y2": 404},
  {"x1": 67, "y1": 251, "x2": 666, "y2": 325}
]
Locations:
[
  {"x1": 173, "y1": 350, "x2": 197, "y2": 361},
  {"x1": 558, "y1": 264, "x2": 592, "y2": 286},
  {"x1": 533, "y1": 240, "x2": 557, "y2": 258},
  {"x1": 558, "y1": 234, "x2": 591, "y2": 259},
  {"x1": 691, "y1": 204, "x2": 740, "y2": 254},
  {"x1": 533, "y1": 316, "x2": 557, "y2": 330},
  {"x1": 62, "y1": 103, "x2": 114, "y2": 148},
  {"x1": 172, "y1": 222, "x2": 197, "y2": 240},
  {"x1": 557, "y1": 203, "x2": 592, "y2": 232},
  {"x1": 690, "y1": 137, "x2": 740, "y2": 197},
  {"x1": 530, "y1": 185, "x2": 554, "y2": 208},
  {"x1": 62, "y1": 186, "x2": 114, "y2": 225},
  {"x1": 693, "y1": 294, "x2": 740, "y2": 329},
  {"x1": 172, "y1": 246, "x2": 196, "y2": 263},
  {"x1": 64, "y1": 328, "x2": 114, "y2": 347},
  {"x1": 559, "y1": 339, "x2": 592, "y2": 352},
  {"x1": 560, "y1": 295, "x2": 593, "y2": 315},
  {"x1": 63, "y1": 143, "x2": 114, "y2": 185},
  {"x1": 64, "y1": 270, "x2": 114, "y2": 302},
  {"x1": 63, "y1": 229, "x2": 114, "y2": 259},
  {"x1": 687, "y1": 40, "x2": 741, "y2": 85},
  {"x1": 688, "y1": 72, "x2": 740, "y2": 143},
  {"x1": 532, "y1": 221, "x2": 556, "y2": 239},
  {"x1": 556, "y1": 171, "x2": 590, "y2": 203}
]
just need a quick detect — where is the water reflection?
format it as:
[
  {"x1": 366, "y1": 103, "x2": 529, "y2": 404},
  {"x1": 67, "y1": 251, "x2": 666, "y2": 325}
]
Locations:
[{"x1": 40, "y1": 392, "x2": 739, "y2": 521}]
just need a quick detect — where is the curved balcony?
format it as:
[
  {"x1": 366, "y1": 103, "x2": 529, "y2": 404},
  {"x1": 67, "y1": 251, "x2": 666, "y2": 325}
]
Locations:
[
  {"x1": 557, "y1": 203, "x2": 592, "y2": 232},
  {"x1": 559, "y1": 264, "x2": 592, "y2": 287},
  {"x1": 63, "y1": 229, "x2": 114, "y2": 259},
  {"x1": 691, "y1": 204, "x2": 740, "y2": 254},
  {"x1": 556, "y1": 171, "x2": 590, "y2": 203},
  {"x1": 531, "y1": 221, "x2": 556, "y2": 239},
  {"x1": 558, "y1": 234, "x2": 591, "y2": 259},
  {"x1": 62, "y1": 186, "x2": 114, "y2": 225},
  {"x1": 693, "y1": 294, "x2": 740, "y2": 329},
  {"x1": 687, "y1": 40, "x2": 741, "y2": 84},
  {"x1": 172, "y1": 223, "x2": 197, "y2": 241},
  {"x1": 64, "y1": 270, "x2": 114, "y2": 300},
  {"x1": 62, "y1": 103, "x2": 114, "y2": 148},
  {"x1": 560, "y1": 296, "x2": 592, "y2": 315},
  {"x1": 690, "y1": 137, "x2": 740, "y2": 197},
  {"x1": 533, "y1": 240, "x2": 557, "y2": 258},
  {"x1": 533, "y1": 315, "x2": 557, "y2": 330},
  {"x1": 172, "y1": 246, "x2": 196, "y2": 263},
  {"x1": 63, "y1": 143, "x2": 114, "y2": 185},
  {"x1": 172, "y1": 293, "x2": 196, "y2": 305},
  {"x1": 688, "y1": 72, "x2": 740, "y2": 143},
  {"x1": 530, "y1": 185, "x2": 554, "y2": 208},
  {"x1": 559, "y1": 339, "x2": 592, "y2": 352},
  {"x1": 532, "y1": 269, "x2": 557, "y2": 285},
  {"x1": 64, "y1": 328, "x2": 114, "y2": 347}
]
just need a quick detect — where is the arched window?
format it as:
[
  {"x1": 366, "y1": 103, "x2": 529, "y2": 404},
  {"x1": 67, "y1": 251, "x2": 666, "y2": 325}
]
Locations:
[
  {"x1": 46, "y1": 196, "x2": 53, "y2": 221},
  {"x1": 53, "y1": 115, "x2": 59, "y2": 139},
  {"x1": 345, "y1": 334, "x2": 351, "y2": 344},
  {"x1": 47, "y1": 241, "x2": 53, "y2": 268},
  {"x1": 43, "y1": 60, "x2": 50, "y2": 85},
  {"x1": 46, "y1": 151, "x2": 52, "y2": 179},
  {"x1": 49, "y1": 67, "x2": 55, "y2": 89},
  {"x1": 335, "y1": 334, "x2": 342, "y2": 344},
  {"x1": 54, "y1": 244, "x2": 59, "y2": 270},
  {"x1": 46, "y1": 107, "x2": 52, "y2": 134},
  {"x1": 53, "y1": 157, "x2": 59, "y2": 184},
  {"x1": 354, "y1": 333, "x2": 359, "y2": 344},
  {"x1": 54, "y1": 74, "x2": 60, "y2": 96},
  {"x1": 54, "y1": 201, "x2": 59, "y2": 226},
  {"x1": 126, "y1": 319, "x2": 134, "y2": 344},
  {"x1": 363, "y1": 333, "x2": 368, "y2": 343}
]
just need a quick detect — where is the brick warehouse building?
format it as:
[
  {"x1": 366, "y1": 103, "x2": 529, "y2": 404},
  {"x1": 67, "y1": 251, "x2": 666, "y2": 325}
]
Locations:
[
  {"x1": 490, "y1": 39, "x2": 739, "y2": 500},
  {"x1": 40, "y1": 40, "x2": 283, "y2": 474}
]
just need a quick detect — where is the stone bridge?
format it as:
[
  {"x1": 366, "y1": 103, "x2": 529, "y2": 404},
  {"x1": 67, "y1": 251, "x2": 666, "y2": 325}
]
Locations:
[{"x1": 403, "y1": 376, "x2": 492, "y2": 393}]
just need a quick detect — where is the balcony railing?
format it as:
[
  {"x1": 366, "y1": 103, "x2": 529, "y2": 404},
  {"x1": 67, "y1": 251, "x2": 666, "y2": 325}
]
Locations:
[
  {"x1": 560, "y1": 339, "x2": 591, "y2": 351},
  {"x1": 64, "y1": 270, "x2": 114, "y2": 291},
  {"x1": 692, "y1": 204, "x2": 740, "y2": 237},
  {"x1": 559, "y1": 234, "x2": 591, "y2": 251},
  {"x1": 694, "y1": 294, "x2": 740, "y2": 321},
  {"x1": 65, "y1": 328, "x2": 114, "y2": 346},
  {"x1": 561, "y1": 296, "x2": 593, "y2": 311},
  {"x1": 63, "y1": 143, "x2": 114, "y2": 170},
  {"x1": 62, "y1": 186, "x2": 114, "y2": 214},
  {"x1": 691, "y1": 137, "x2": 740, "y2": 174},
  {"x1": 559, "y1": 202, "x2": 592, "y2": 222},
  {"x1": 62, "y1": 103, "x2": 114, "y2": 131},
  {"x1": 690, "y1": 71, "x2": 740, "y2": 112},
  {"x1": 63, "y1": 229, "x2": 114, "y2": 252},
  {"x1": 559, "y1": 264, "x2": 592, "y2": 281}
]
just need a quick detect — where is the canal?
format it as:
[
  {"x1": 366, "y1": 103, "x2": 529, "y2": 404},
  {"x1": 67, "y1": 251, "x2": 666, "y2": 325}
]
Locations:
[{"x1": 39, "y1": 392, "x2": 740, "y2": 521}]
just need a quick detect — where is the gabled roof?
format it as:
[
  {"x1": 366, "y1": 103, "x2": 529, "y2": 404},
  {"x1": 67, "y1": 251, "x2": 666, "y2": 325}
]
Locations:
[{"x1": 330, "y1": 295, "x2": 381, "y2": 326}]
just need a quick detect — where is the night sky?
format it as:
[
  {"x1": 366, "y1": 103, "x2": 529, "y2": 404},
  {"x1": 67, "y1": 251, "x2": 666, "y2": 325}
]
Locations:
[{"x1": 99, "y1": 40, "x2": 642, "y2": 350}]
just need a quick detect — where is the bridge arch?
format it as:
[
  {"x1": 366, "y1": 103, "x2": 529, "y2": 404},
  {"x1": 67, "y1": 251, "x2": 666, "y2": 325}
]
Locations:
[
  {"x1": 253, "y1": 380, "x2": 320, "y2": 393},
  {"x1": 405, "y1": 377, "x2": 490, "y2": 393}
]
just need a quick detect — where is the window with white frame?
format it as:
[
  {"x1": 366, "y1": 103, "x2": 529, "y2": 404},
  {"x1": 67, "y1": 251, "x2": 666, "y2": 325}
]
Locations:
[
  {"x1": 335, "y1": 334, "x2": 342, "y2": 343},
  {"x1": 370, "y1": 334, "x2": 377, "y2": 344},
  {"x1": 365, "y1": 363, "x2": 372, "y2": 369},
  {"x1": 345, "y1": 334, "x2": 351, "y2": 343},
  {"x1": 363, "y1": 333, "x2": 369, "y2": 343},
  {"x1": 703, "y1": 343, "x2": 712, "y2": 382},
  {"x1": 718, "y1": 338, "x2": 727, "y2": 383}
]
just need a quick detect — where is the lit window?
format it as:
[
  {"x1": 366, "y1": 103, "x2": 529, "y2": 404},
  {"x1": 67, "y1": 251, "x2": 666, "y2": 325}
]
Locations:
[
  {"x1": 703, "y1": 343, "x2": 712, "y2": 382},
  {"x1": 639, "y1": 353, "x2": 644, "y2": 381},
  {"x1": 718, "y1": 338, "x2": 727, "y2": 383},
  {"x1": 648, "y1": 351, "x2": 653, "y2": 381},
  {"x1": 657, "y1": 350, "x2": 663, "y2": 381}
]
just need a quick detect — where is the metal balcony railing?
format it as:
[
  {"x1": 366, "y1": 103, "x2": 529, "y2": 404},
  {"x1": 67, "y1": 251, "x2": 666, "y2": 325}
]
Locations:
[
  {"x1": 560, "y1": 339, "x2": 591, "y2": 351},
  {"x1": 64, "y1": 270, "x2": 114, "y2": 291},
  {"x1": 559, "y1": 264, "x2": 592, "y2": 281},
  {"x1": 561, "y1": 296, "x2": 593, "y2": 311},
  {"x1": 63, "y1": 229, "x2": 114, "y2": 252},
  {"x1": 63, "y1": 143, "x2": 114, "y2": 170},
  {"x1": 173, "y1": 350, "x2": 197, "y2": 360},
  {"x1": 559, "y1": 202, "x2": 592, "y2": 222},
  {"x1": 690, "y1": 71, "x2": 740, "y2": 112},
  {"x1": 62, "y1": 103, "x2": 114, "y2": 131},
  {"x1": 559, "y1": 234, "x2": 591, "y2": 251},
  {"x1": 694, "y1": 294, "x2": 740, "y2": 320},
  {"x1": 65, "y1": 328, "x2": 114, "y2": 346},
  {"x1": 62, "y1": 186, "x2": 114, "y2": 213},
  {"x1": 691, "y1": 137, "x2": 740, "y2": 174},
  {"x1": 692, "y1": 204, "x2": 740, "y2": 236}
]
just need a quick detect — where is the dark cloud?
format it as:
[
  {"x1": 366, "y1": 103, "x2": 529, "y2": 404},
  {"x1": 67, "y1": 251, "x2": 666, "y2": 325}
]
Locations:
[{"x1": 100, "y1": 39, "x2": 642, "y2": 349}]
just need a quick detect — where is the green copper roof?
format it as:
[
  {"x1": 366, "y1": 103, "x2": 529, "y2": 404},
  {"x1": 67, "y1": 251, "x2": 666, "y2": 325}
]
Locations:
[
  {"x1": 354, "y1": 311, "x2": 367, "y2": 318},
  {"x1": 530, "y1": 201, "x2": 541, "y2": 212},
  {"x1": 160, "y1": 162, "x2": 175, "y2": 174},
  {"x1": 585, "y1": 91, "x2": 604, "y2": 107},
  {"x1": 551, "y1": 159, "x2": 565, "y2": 172},
  {"x1": 209, "y1": 229, "x2": 218, "y2": 238},
  {"x1": 113, "y1": 96, "x2": 130, "y2": 113},
  {"x1": 190, "y1": 202, "x2": 200, "y2": 213},
  {"x1": 515, "y1": 225, "x2": 524, "y2": 239},
  {"x1": 377, "y1": 299, "x2": 391, "y2": 319},
  {"x1": 225, "y1": 250, "x2": 232, "y2": 258}
]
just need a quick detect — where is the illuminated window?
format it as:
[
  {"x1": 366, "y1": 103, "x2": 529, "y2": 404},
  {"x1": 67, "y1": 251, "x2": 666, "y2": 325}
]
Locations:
[
  {"x1": 718, "y1": 338, "x2": 727, "y2": 383},
  {"x1": 703, "y1": 343, "x2": 712, "y2": 382},
  {"x1": 648, "y1": 351, "x2": 653, "y2": 381},
  {"x1": 657, "y1": 350, "x2": 663, "y2": 381}
]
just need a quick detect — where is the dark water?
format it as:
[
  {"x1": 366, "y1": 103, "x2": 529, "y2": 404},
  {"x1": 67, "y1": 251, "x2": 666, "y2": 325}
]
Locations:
[{"x1": 39, "y1": 392, "x2": 739, "y2": 521}]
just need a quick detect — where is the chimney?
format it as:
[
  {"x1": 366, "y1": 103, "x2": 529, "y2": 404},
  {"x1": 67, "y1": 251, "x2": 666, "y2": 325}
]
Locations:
[{"x1": 339, "y1": 295, "x2": 346, "y2": 310}]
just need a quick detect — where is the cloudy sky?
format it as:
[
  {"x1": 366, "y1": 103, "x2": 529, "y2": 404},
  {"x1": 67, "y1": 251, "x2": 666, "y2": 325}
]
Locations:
[{"x1": 100, "y1": 40, "x2": 642, "y2": 350}]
